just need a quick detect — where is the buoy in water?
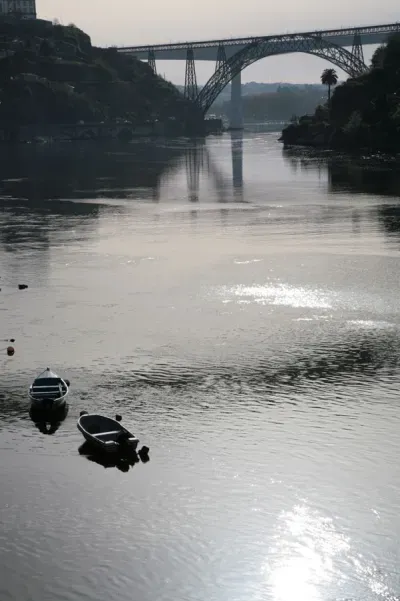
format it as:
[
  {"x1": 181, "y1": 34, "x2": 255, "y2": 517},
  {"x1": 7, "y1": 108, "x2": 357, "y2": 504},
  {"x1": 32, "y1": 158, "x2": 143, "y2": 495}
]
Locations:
[
  {"x1": 7, "y1": 346, "x2": 15, "y2": 356},
  {"x1": 115, "y1": 414, "x2": 122, "y2": 422},
  {"x1": 138, "y1": 446, "x2": 150, "y2": 462},
  {"x1": 65, "y1": 379, "x2": 70, "y2": 388},
  {"x1": 80, "y1": 410, "x2": 88, "y2": 417}
]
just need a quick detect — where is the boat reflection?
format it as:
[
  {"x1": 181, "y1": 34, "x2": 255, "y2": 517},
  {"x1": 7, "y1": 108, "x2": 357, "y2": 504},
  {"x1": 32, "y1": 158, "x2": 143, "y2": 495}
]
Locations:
[
  {"x1": 78, "y1": 441, "x2": 149, "y2": 472},
  {"x1": 29, "y1": 403, "x2": 69, "y2": 435}
]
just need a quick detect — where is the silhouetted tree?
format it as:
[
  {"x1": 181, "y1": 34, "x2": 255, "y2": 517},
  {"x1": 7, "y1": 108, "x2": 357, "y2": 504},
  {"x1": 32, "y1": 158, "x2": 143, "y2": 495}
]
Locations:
[
  {"x1": 321, "y1": 68, "x2": 338, "y2": 104},
  {"x1": 371, "y1": 45, "x2": 386, "y2": 69}
]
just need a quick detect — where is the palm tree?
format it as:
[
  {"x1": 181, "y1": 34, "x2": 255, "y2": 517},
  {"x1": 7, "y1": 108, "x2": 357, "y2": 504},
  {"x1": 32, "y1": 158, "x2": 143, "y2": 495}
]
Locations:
[{"x1": 321, "y1": 68, "x2": 338, "y2": 104}]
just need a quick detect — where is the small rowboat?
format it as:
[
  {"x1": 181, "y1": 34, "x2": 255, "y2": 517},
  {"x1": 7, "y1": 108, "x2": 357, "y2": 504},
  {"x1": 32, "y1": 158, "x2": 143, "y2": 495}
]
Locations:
[
  {"x1": 29, "y1": 368, "x2": 70, "y2": 409},
  {"x1": 77, "y1": 413, "x2": 139, "y2": 453}
]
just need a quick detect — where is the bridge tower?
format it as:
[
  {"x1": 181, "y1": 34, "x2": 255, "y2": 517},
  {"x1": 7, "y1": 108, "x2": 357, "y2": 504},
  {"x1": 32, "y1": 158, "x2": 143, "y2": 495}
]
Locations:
[
  {"x1": 351, "y1": 31, "x2": 364, "y2": 64},
  {"x1": 229, "y1": 71, "x2": 243, "y2": 130},
  {"x1": 147, "y1": 48, "x2": 157, "y2": 73},
  {"x1": 215, "y1": 44, "x2": 243, "y2": 130},
  {"x1": 215, "y1": 44, "x2": 227, "y2": 71},
  {"x1": 184, "y1": 47, "x2": 198, "y2": 102}
]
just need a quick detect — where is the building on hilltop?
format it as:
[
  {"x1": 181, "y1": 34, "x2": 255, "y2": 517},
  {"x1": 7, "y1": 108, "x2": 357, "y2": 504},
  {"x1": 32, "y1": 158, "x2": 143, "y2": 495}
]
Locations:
[{"x1": 0, "y1": 0, "x2": 36, "y2": 19}]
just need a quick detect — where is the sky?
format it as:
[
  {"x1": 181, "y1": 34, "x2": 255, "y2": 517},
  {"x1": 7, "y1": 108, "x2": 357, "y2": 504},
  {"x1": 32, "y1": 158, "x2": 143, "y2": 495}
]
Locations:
[{"x1": 37, "y1": 0, "x2": 399, "y2": 84}]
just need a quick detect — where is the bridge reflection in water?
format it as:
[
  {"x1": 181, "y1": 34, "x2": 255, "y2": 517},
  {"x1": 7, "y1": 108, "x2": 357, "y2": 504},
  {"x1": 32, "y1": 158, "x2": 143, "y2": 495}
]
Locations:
[{"x1": 184, "y1": 131, "x2": 244, "y2": 204}]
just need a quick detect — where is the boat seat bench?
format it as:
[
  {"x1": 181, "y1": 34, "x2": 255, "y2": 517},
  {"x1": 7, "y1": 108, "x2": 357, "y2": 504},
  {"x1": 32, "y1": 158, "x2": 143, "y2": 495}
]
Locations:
[{"x1": 93, "y1": 430, "x2": 120, "y2": 437}]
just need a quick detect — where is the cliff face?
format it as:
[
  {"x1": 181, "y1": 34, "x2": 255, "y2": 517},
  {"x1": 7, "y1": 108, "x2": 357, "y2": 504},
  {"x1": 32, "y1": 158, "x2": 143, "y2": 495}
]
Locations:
[
  {"x1": 280, "y1": 35, "x2": 400, "y2": 154},
  {"x1": 0, "y1": 18, "x2": 201, "y2": 129}
]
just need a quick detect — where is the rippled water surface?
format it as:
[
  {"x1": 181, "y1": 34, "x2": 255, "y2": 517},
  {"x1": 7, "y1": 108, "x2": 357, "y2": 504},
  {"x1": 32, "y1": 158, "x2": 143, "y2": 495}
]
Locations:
[{"x1": 1, "y1": 133, "x2": 400, "y2": 601}]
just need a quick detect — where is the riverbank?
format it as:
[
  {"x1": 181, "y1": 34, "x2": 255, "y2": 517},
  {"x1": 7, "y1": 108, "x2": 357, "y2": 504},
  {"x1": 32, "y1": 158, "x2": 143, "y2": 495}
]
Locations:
[
  {"x1": 280, "y1": 34, "x2": 400, "y2": 154},
  {"x1": 0, "y1": 17, "x2": 205, "y2": 139},
  {"x1": 0, "y1": 118, "x2": 224, "y2": 144}
]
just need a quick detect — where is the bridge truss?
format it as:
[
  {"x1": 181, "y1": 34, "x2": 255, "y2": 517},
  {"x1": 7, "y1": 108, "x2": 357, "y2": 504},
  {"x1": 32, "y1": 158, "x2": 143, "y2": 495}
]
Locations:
[
  {"x1": 118, "y1": 22, "x2": 400, "y2": 116},
  {"x1": 197, "y1": 35, "x2": 367, "y2": 114}
]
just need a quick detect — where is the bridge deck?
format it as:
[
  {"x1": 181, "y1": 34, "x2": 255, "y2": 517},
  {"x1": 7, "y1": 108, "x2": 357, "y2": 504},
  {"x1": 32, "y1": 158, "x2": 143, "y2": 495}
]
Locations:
[{"x1": 118, "y1": 22, "x2": 400, "y2": 58}]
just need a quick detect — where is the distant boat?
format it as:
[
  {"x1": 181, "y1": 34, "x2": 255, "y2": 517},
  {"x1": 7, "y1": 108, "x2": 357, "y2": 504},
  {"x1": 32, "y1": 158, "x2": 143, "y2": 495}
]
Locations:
[
  {"x1": 77, "y1": 413, "x2": 139, "y2": 454},
  {"x1": 29, "y1": 368, "x2": 70, "y2": 409}
]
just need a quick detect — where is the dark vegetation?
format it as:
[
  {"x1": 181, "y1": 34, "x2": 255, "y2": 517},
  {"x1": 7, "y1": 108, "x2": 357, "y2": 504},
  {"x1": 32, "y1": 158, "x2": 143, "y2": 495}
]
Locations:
[
  {"x1": 320, "y1": 68, "x2": 338, "y2": 103},
  {"x1": 0, "y1": 17, "x2": 200, "y2": 129},
  {"x1": 280, "y1": 35, "x2": 400, "y2": 153}
]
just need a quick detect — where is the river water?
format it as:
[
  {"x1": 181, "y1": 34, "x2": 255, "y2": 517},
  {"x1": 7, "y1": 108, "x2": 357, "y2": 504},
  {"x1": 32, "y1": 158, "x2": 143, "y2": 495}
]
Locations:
[{"x1": 1, "y1": 133, "x2": 400, "y2": 601}]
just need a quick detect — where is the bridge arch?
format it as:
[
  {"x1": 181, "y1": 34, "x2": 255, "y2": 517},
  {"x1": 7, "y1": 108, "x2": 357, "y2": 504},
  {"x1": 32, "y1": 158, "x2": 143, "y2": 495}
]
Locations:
[{"x1": 196, "y1": 35, "x2": 367, "y2": 114}]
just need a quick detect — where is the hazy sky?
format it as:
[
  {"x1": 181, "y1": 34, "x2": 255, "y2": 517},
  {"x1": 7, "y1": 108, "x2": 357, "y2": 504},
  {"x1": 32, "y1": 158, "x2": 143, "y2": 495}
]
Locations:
[{"x1": 37, "y1": 1, "x2": 399, "y2": 84}]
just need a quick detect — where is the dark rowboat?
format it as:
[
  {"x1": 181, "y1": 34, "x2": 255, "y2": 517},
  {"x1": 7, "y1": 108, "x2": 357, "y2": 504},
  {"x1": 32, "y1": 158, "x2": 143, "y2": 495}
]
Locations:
[
  {"x1": 77, "y1": 413, "x2": 139, "y2": 453},
  {"x1": 29, "y1": 368, "x2": 69, "y2": 409}
]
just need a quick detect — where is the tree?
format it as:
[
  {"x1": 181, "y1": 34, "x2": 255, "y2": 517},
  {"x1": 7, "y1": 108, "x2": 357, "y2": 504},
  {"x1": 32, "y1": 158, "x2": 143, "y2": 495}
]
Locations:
[
  {"x1": 371, "y1": 45, "x2": 386, "y2": 69},
  {"x1": 321, "y1": 68, "x2": 338, "y2": 104}
]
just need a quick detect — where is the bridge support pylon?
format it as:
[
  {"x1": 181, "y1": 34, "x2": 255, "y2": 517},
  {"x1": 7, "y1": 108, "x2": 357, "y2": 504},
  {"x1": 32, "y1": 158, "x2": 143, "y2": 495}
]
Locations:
[
  {"x1": 229, "y1": 71, "x2": 243, "y2": 130},
  {"x1": 215, "y1": 44, "x2": 227, "y2": 72},
  {"x1": 147, "y1": 48, "x2": 157, "y2": 73},
  {"x1": 351, "y1": 31, "x2": 364, "y2": 66},
  {"x1": 184, "y1": 47, "x2": 198, "y2": 102}
]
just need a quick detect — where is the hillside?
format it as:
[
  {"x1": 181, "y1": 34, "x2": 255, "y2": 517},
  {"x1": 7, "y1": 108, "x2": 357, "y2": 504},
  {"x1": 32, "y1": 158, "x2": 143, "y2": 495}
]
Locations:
[
  {"x1": 0, "y1": 18, "x2": 201, "y2": 132},
  {"x1": 280, "y1": 35, "x2": 400, "y2": 153}
]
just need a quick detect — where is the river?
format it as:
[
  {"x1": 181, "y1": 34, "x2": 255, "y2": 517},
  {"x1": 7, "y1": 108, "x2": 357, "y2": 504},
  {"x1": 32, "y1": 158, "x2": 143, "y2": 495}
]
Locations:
[{"x1": 1, "y1": 133, "x2": 400, "y2": 601}]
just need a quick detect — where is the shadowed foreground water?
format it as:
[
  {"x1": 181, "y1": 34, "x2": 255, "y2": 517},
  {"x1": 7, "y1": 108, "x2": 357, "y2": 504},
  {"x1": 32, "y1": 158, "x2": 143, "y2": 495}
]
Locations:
[{"x1": 1, "y1": 134, "x2": 400, "y2": 601}]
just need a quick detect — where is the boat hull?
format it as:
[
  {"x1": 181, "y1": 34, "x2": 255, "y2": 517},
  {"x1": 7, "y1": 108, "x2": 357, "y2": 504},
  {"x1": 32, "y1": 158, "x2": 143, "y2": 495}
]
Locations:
[
  {"x1": 77, "y1": 415, "x2": 139, "y2": 454},
  {"x1": 28, "y1": 368, "x2": 69, "y2": 410},
  {"x1": 78, "y1": 429, "x2": 139, "y2": 454},
  {"x1": 29, "y1": 391, "x2": 68, "y2": 410}
]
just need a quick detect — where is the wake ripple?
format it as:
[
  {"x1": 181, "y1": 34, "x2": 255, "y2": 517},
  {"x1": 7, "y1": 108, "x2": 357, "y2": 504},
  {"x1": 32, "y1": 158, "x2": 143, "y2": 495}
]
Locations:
[{"x1": 98, "y1": 329, "x2": 400, "y2": 392}]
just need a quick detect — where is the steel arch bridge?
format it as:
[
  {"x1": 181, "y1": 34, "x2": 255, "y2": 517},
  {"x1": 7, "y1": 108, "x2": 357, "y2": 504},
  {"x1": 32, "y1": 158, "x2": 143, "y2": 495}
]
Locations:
[{"x1": 197, "y1": 35, "x2": 366, "y2": 114}]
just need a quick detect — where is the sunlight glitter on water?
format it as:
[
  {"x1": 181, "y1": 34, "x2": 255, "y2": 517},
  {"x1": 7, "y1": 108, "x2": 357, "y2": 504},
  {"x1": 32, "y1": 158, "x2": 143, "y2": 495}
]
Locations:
[
  {"x1": 347, "y1": 320, "x2": 397, "y2": 330},
  {"x1": 264, "y1": 505, "x2": 350, "y2": 601},
  {"x1": 221, "y1": 283, "x2": 334, "y2": 309}
]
